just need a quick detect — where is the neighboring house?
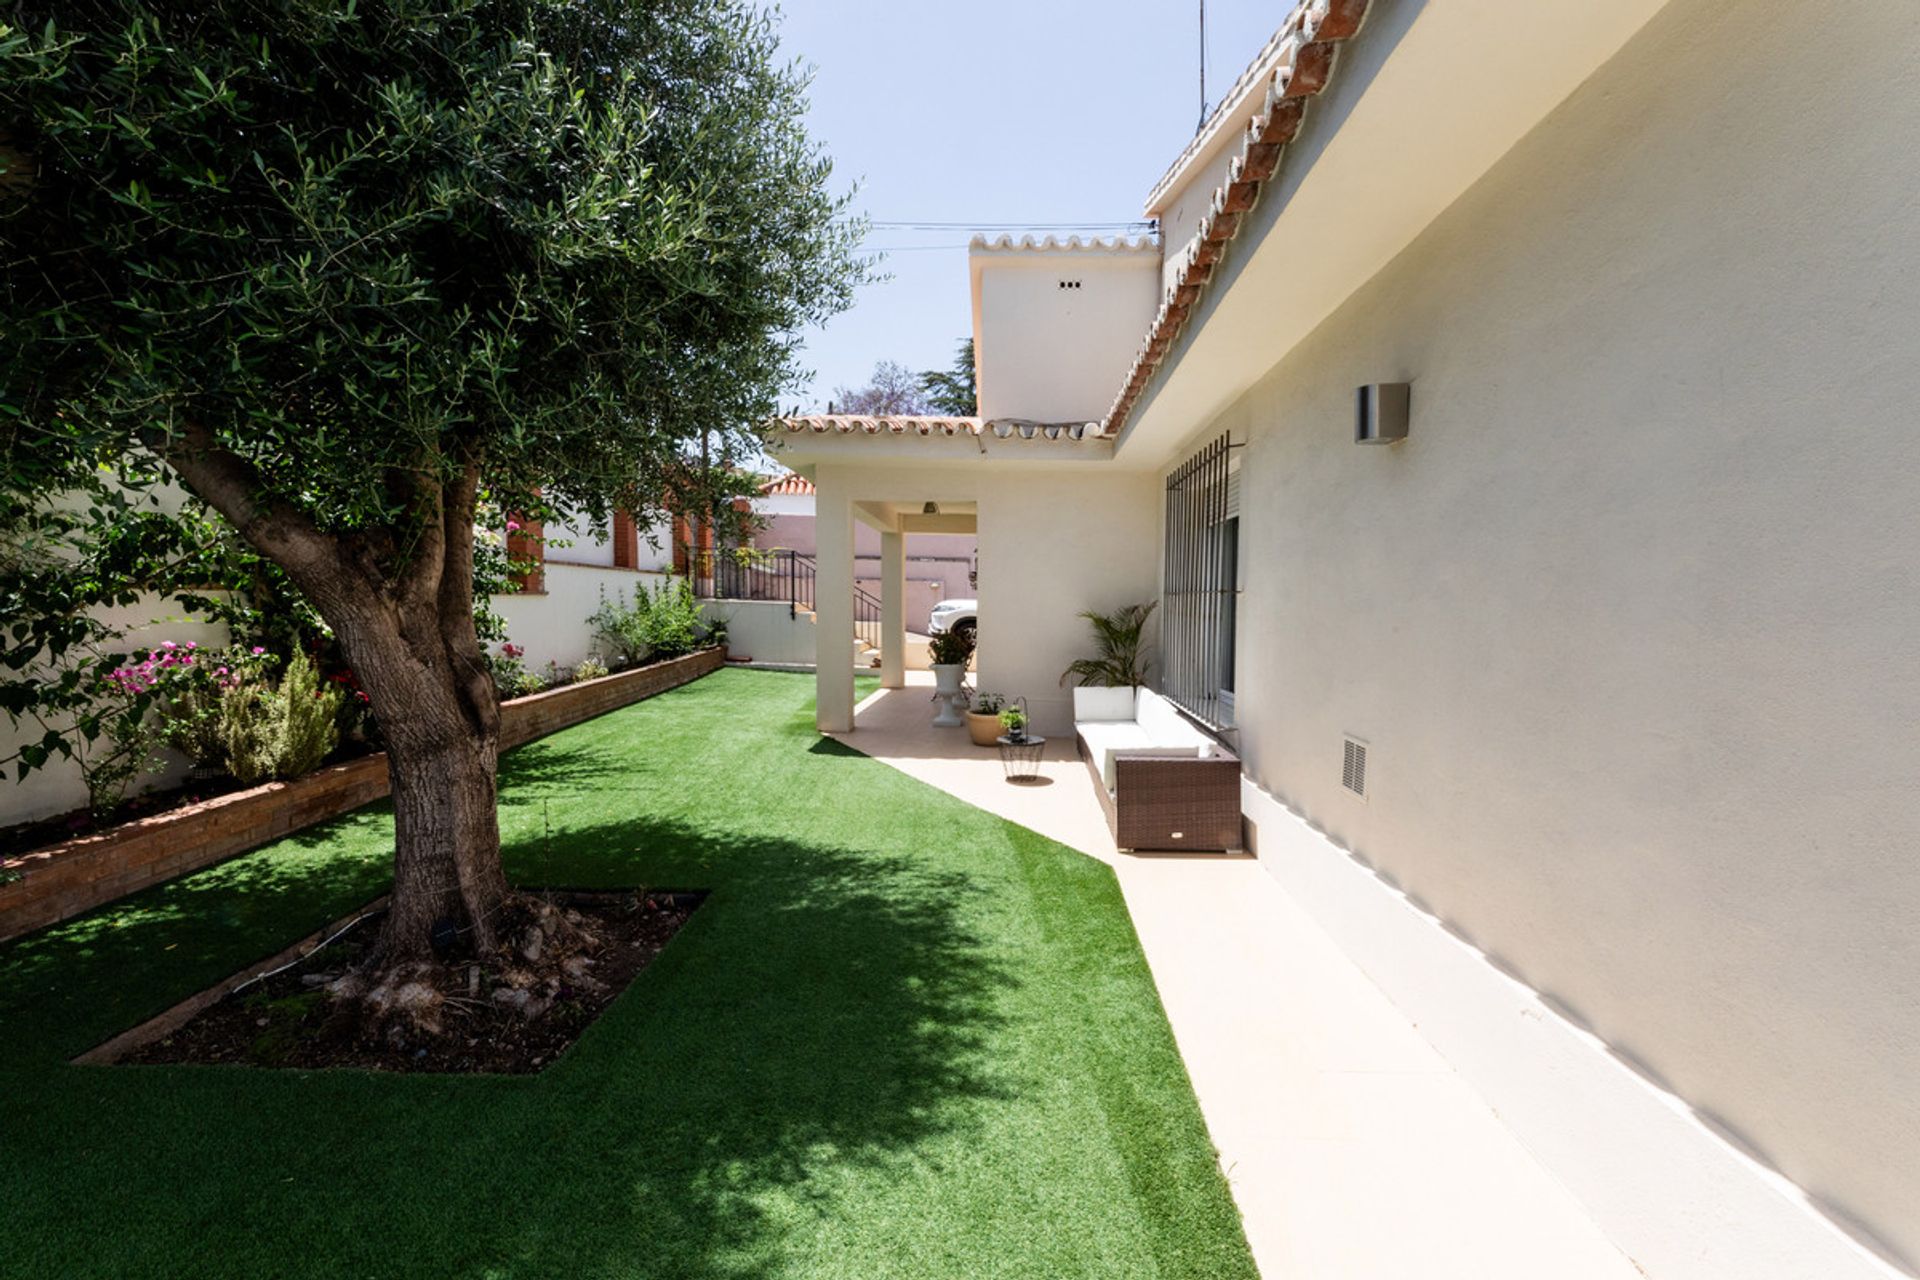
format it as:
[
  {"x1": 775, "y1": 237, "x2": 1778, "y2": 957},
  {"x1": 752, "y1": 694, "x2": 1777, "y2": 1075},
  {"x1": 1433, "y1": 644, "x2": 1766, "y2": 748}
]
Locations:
[
  {"x1": 750, "y1": 472, "x2": 976, "y2": 634},
  {"x1": 772, "y1": 1, "x2": 1920, "y2": 1276}
]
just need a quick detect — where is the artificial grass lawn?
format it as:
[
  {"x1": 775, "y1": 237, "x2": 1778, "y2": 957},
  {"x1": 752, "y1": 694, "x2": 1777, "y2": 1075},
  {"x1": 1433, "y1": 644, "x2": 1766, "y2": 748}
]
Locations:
[{"x1": 0, "y1": 669, "x2": 1256, "y2": 1279}]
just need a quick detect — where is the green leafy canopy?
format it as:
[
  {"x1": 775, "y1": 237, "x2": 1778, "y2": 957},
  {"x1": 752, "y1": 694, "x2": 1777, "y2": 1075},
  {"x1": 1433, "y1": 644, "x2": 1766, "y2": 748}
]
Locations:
[{"x1": 0, "y1": 0, "x2": 871, "y2": 778}]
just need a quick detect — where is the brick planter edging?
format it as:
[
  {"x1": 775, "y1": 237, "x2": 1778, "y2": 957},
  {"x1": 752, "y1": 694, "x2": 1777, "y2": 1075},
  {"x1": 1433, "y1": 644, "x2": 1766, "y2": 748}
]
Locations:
[{"x1": 0, "y1": 647, "x2": 725, "y2": 945}]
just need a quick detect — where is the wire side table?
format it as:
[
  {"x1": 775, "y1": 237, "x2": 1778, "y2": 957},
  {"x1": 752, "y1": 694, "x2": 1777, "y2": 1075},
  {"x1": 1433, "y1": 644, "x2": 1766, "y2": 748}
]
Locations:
[{"x1": 996, "y1": 734, "x2": 1046, "y2": 782}]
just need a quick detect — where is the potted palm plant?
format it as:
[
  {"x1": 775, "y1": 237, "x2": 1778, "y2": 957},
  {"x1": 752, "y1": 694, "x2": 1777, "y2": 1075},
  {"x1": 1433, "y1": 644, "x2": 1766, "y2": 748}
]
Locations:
[
  {"x1": 928, "y1": 627, "x2": 976, "y2": 728},
  {"x1": 967, "y1": 691, "x2": 1006, "y2": 747},
  {"x1": 1059, "y1": 602, "x2": 1156, "y2": 688}
]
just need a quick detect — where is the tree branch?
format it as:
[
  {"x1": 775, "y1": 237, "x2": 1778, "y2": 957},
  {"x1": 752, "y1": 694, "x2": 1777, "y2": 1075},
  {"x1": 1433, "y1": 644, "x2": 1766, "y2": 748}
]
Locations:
[{"x1": 142, "y1": 422, "x2": 355, "y2": 614}]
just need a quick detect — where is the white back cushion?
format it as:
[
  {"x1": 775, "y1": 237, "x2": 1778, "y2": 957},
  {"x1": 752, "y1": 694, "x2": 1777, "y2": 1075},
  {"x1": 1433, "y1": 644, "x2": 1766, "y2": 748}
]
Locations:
[
  {"x1": 1135, "y1": 690, "x2": 1191, "y2": 741},
  {"x1": 1072, "y1": 685, "x2": 1137, "y2": 723}
]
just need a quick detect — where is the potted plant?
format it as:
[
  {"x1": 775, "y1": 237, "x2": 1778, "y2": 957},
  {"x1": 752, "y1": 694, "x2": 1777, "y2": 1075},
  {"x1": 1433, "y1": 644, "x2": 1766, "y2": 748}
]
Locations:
[
  {"x1": 968, "y1": 691, "x2": 1006, "y2": 747},
  {"x1": 1059, "y1": 602, "x2": 1156, "y2": 689},
  {"x1": 998, "y1": 704, "x2": 1028, "y2": 742},
  {"x1": 927, "y1": 627, "x2": 976, "y2": 728}
]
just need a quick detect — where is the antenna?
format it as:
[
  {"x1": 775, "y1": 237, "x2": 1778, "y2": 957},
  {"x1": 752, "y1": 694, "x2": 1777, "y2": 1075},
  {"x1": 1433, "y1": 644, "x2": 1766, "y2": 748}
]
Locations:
[{"x1": 1197, "y1": 0, "x2": 1208, "y2": 133}]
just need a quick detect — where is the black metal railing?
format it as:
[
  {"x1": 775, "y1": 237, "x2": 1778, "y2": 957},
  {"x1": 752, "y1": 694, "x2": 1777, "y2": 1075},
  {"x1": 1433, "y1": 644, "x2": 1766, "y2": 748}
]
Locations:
[{"x1": 690, "y1": 546, "x2": 885, "y2": 654}]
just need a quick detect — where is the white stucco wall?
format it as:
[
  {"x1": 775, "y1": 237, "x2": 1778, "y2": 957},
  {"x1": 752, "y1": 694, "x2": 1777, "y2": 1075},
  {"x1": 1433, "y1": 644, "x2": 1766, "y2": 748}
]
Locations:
[
  {"x1": 972, "y1": 244, "x2": 1161, "y2": 423},
  {"x1": 1186, "y1": 0, "x2": 1920, "y2": 1265},
  {"x1": 546, "y1": 512, "x2": 614, "y2": 567},
  {"x1": 1151, "y1": 144, "x2": 1237, "y2": 295},
  {"x1": 698, "y1": 599, "x2": 818, "y2": 667},
  {"x1": 975, "y1": 471, "x2": 1161, "y2": 735},
  {"x1": 491, "y1": 564, "x2": 670, "y2": 677},
  {"x1": 804, "y1": 459, "x2": 1158, "y2": 735}
]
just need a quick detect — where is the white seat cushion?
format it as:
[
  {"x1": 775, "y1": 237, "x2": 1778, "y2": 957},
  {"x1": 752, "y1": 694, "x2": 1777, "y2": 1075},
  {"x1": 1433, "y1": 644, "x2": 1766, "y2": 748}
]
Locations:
[
  {"x1": 1076, "y1": 721, "x2": 1152, "y2": 790},
  {"x1": 1072, "y1": 685, "x2": 1137, "y2": 723}
]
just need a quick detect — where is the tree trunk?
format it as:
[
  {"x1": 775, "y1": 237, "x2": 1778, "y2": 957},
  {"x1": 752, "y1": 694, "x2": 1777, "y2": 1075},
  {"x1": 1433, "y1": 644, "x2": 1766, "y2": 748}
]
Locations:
[
  {"x1": 337, "y1": 466, "x2": 510, "y2": 967},
  {"x1": 155, "y1": 428, "x2": 511, "y2": 970},
  {"x1": 374, "y1": 688, "x2": 509, "y2": 962}
]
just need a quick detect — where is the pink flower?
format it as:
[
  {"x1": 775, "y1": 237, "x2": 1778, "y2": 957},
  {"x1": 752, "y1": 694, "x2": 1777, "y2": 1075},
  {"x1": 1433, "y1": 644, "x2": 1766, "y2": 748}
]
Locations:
[
  {"x1": 506, "y1": 520, "x2": 522, "y2": 533},
  {"x1": 161, "y1": 641, "x2": 176, "y2": 650},
  {"x1": 216, "y1": 666, "x2": 228, "y2": 676},
  {"x1": 251, "y1": 646, "x2": 265, "y2": 656}
]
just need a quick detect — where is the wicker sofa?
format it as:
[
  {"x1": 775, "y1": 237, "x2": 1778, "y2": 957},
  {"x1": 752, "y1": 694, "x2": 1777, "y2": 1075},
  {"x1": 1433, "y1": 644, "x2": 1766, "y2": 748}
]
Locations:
[{"x1": 1072, "y1": 687, "x2": 1243, "y2": 852}]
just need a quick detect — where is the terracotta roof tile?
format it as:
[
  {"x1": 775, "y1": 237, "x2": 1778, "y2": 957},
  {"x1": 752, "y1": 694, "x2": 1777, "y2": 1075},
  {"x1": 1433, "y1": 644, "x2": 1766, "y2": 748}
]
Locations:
[
  {"x1": 771, "y1": 415, "x2": 1101, "y2": 442},
  {"x1": 1104, "y1": 0, "x2": 1371, "y2": 439},
  {"x1": 759, "y1": 472, "x2": 816, "y2": 495}
]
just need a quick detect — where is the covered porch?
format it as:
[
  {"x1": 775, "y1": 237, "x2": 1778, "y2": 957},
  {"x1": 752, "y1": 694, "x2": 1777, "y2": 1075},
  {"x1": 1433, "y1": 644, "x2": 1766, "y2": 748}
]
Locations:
[{"x1": 767, "y1": 414, "x2": 1157, "y2": 737}]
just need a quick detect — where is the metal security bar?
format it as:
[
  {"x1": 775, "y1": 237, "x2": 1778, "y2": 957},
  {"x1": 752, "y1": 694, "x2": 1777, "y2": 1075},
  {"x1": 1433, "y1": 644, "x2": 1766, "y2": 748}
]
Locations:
[{"x1": 1162, "y1": 433, "x2": 1238, "y2": 727}]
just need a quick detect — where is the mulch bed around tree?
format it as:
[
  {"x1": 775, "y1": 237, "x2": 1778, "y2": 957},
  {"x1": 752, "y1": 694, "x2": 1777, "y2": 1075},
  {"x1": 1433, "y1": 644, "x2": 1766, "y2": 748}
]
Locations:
[{"x1": 125, "y1": 890, "x2": 704, "y2": 1074}]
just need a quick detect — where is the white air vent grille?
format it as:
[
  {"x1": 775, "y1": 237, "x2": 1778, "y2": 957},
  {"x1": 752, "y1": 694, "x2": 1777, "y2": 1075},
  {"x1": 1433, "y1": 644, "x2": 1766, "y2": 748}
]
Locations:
[{"x1": 1342, "y1": 737, "x2": 1368, "y2": 797}]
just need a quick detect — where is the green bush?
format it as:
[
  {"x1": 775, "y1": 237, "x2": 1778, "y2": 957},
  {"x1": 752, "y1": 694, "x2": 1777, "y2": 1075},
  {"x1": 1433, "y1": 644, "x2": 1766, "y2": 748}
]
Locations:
[
  {"x1": 589, "y1": 576, "x2": 709, "y2": 665},
  {"x1": 573, "y1": 657, "x2": 609, "y2": 682},
  {"x1": 642, "y1": 577, "x2": 705, "y2": 658},
  {"x1": 220, "y1": 653, "x2": 342, "y2": 786},
  {"x1": 929, "y1": 627, "x2": 975, "y2": 667}
]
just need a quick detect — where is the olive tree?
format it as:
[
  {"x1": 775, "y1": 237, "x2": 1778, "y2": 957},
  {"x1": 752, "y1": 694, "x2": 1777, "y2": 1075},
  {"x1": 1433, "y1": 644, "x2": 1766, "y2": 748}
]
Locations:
[{"x1": 0, "y1": 1, "x2": 864, "y2": 973}]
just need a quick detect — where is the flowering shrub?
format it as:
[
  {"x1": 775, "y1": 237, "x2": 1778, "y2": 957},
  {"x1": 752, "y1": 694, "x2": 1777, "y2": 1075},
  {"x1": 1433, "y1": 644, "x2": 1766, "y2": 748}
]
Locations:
[
  {"x1": 152, "y1": 645, "x2": 282, "y2": 768},
  {"x1": 488, "y1": 642, "x2": 545, "y2": 700}
]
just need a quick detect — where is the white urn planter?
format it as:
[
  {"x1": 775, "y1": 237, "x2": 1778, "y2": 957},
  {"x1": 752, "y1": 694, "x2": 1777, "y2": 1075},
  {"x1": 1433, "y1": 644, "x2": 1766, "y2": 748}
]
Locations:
[{"x1": 930, "y1": 663, "x2": 968, "y2": 727}]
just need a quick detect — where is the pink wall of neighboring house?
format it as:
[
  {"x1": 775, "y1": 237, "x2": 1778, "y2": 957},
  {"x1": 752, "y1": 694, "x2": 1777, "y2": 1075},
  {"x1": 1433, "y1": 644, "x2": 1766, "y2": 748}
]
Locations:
[{"x1": 753, "y1": 512, "x2": 974, "y2": 634}]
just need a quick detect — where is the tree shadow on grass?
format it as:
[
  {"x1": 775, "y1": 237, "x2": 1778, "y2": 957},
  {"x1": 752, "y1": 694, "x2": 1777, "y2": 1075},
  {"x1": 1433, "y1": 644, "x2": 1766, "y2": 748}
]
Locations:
[
  {"x1": 0, "y1": 813, "x2": 1021, "y2": 1280},
  {"x1": 0, "y1": 802, "x2": 397, "y2": 1065}
]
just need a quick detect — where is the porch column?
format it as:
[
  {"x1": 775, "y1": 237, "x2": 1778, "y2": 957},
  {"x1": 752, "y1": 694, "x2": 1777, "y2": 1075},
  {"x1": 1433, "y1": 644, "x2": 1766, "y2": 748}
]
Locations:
[
  {"x1": 879, "y1": 529, "x2": 906, "y2": 689},
  {"x1": 814, "y1": 476, "x2": 856, "y2": 732}
]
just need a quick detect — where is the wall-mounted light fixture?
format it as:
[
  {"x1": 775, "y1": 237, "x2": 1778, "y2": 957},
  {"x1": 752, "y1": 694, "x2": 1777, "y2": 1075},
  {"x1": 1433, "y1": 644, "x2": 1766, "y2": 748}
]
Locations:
[
  {"x1": 923, "y1": 501, "x2": 940, "y2": 515},
  {"x1": 1355, "y1": 383, "x2": 1410, "y2": 444}
]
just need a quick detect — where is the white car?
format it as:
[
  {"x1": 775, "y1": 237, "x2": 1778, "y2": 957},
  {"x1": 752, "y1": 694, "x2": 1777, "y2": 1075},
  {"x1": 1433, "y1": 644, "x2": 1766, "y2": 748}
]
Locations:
[{"x1": 927, "y1": 598, "x2": 977, "y2": 642}]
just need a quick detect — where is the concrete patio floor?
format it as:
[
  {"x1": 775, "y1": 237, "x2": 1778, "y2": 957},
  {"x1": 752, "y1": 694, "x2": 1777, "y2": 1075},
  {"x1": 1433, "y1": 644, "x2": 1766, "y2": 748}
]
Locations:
[{"x1": 835, "y1": 673, "x2": 1637, "y2": 1280}]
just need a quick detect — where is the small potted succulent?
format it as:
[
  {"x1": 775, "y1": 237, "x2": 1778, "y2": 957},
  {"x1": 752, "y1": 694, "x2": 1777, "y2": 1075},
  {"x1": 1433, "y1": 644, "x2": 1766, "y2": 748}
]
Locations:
[
  {"x1": 998, "y1": 703, "x2": 1029, "y2": 742},
  {"x1": 967, "y1": 691, "x2": 1006, "y2": 747}
]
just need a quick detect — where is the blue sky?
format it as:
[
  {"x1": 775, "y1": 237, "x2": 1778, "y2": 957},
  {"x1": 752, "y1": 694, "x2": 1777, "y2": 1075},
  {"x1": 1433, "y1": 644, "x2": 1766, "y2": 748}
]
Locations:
[{"x1": 772, "y1": 0, "x2": 1284, "y2": 410}]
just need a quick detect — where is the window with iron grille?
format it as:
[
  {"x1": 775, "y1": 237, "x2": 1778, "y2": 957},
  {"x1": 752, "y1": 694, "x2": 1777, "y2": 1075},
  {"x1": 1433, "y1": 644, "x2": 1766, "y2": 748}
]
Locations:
[{"x1": 1162, "y1": 433, "x2": 1239, "y2": 726}]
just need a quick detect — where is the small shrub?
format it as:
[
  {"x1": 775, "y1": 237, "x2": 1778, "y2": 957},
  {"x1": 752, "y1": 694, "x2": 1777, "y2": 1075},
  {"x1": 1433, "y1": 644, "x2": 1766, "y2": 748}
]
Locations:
[
  {"x1": 489, "y1": 642, "x2": 545, "y2": 701},
  {"x1": 972, "y1": 691, "x2": 1005, "y2": 715},
  {"x1": 589, "y1": 589, "x2": 650, "y2": 665},
  {"x1": 157, "y1": 645, "x2": 281, "y2": 768},
  {"x1": 641, "y1": 576, "x2": 704, "y2": 658},
  {"x1": 998, "y1": 705, "x2": 1027, "y2": 736},
  {"x1": 589, "y1": 576, "x2": 707, "y2": 664},
  {"x1": 929, "y1": 628, "x2": 975, "y2": 667},
  {"x1": 574, "y1": 657, "x2": 609, "y2": 682},
  {"x1": 220, "y1": 653, "x2": 342, "y2": 786}
]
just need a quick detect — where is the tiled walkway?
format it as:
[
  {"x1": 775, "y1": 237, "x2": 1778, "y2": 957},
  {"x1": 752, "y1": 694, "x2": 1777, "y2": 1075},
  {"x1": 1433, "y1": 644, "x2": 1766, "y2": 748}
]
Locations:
[{"x1": 836, "y1": 675, "x2": 1636, "y2": 1280}]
